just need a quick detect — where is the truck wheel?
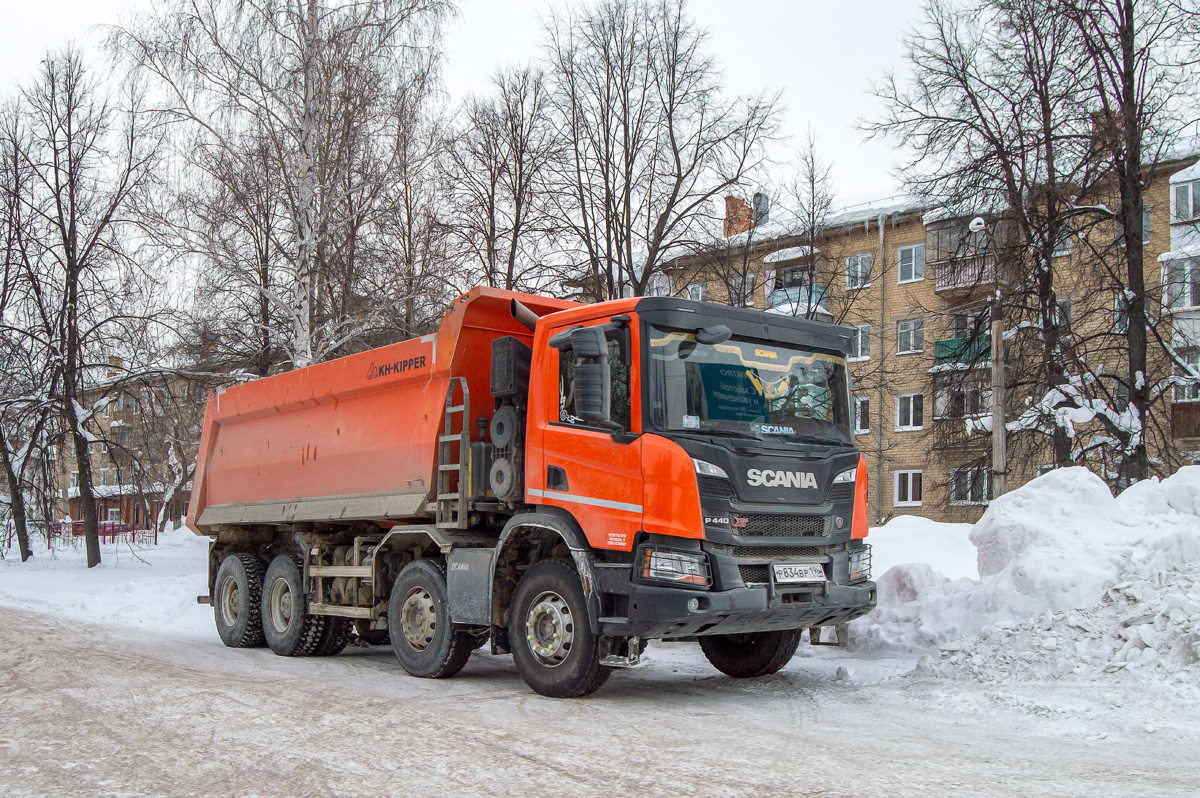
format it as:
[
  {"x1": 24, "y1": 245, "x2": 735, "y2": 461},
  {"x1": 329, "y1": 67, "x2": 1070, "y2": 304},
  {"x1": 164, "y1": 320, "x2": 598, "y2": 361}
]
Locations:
[
  {"x1": 261, "y1": 555, "x2": 327, "y2": 657},
  {"x1": 699, "y1": 629, "x2": 803, "y2": 678},
  {"x1": 387, "y1": 560, "x2": 475, "y2": 678},
  {"x1": 313, "y1": 616, "x2": 353, "y2": 656},
  {"x1": 510, "y1": 559, "x2": 611, "y2": 698},
  {"x1": 213, "y1": 553, "x2": 267, "y2": 648}
]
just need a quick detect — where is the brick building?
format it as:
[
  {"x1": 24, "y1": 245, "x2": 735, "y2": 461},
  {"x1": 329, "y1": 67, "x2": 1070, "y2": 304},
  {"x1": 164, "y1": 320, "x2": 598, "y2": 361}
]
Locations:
[{"x1": 660, "y1": 153, "x2": 1200, "y2": 523}]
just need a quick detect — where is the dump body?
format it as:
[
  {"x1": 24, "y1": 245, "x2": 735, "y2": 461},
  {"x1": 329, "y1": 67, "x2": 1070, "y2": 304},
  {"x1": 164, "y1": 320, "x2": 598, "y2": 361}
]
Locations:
[{"x1": 186, "y1": 288, "x2": 577, "y2": 533}]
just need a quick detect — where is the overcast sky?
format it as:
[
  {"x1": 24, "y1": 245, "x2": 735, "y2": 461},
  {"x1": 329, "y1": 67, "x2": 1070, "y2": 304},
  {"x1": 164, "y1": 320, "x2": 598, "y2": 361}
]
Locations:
[{"x1": 2, "y1": 0, "x2": 925, "y2": 203}]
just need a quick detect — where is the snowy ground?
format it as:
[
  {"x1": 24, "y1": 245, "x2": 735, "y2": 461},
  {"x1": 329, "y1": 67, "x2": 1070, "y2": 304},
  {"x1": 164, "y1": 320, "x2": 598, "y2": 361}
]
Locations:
[{"x1": 2, "y1": 468, "x2": 1200, "y2": 796}]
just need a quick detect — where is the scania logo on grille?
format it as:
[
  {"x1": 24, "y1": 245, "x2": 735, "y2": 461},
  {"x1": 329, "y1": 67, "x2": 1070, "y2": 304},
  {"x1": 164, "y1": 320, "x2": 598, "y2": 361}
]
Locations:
[{"x1": 746, "y1": 468, "x2": 818, "y2": 489}]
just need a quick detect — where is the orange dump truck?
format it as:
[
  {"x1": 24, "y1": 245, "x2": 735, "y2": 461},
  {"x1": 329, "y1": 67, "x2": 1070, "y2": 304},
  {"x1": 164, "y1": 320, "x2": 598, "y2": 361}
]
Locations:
[{"x1": 188, "y1": 287, "x2": 875, "y2": 696}]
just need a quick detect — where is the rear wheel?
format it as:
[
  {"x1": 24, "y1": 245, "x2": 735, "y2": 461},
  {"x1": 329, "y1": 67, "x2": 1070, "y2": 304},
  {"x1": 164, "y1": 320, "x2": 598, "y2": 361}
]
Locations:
[
  {"x1": 387, "y1": 560, "x2": 475, "y2": 678},
  {"x1": 699, "y1": 629, "x2": 803, "y2": 678},
  {"x1": 313, "y1": 616, "x2": 353, "y2": 656},
  {"x1": 261, "y1": 555, "x2": 327, "y2": 657},
  {"x1": 510, "y1": 559, "x2": 611, "y2": 698},
  {"x1": 213, "y1": 553, "x2": 267, "y2": 648}
]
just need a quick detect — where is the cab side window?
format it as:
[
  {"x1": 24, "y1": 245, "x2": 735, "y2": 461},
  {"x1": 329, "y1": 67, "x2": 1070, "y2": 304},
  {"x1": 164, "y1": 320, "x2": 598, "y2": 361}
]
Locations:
[{"x1": 558, "y1": 328, "x2": 632, "y2": 429}]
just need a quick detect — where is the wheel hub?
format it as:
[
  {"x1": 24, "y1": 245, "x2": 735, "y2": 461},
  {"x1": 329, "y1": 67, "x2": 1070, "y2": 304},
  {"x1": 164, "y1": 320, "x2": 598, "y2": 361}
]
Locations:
[
  {"x1": 525, "y1": 591, "x2": 574, "y2": 668},
  {"x1": 401, "y1": 587, "x2": 437, "y2": 651},
  {"x1": 268, "y1": 576, "x2": 293, "y2": 634},
  {"x1": 218, "y1": 575, "x2": 240, "y2": 627}
]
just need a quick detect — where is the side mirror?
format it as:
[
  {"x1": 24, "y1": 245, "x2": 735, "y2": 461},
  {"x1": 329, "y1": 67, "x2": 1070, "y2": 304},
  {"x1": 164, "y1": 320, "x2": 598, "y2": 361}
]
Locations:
[
  {"x1": 573, "y1": 362, "x2": 611, "y2": 423},
  {"x1": 695, "y1": 324, "x2": 732, "y2": 345},
  {"x1": 570, "y1": 326, "x2": 607, "y2": 358}
]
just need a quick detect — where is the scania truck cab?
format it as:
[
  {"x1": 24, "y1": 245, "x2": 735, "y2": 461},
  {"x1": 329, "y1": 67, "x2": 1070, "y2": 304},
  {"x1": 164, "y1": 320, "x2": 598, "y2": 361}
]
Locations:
[{"x1": 189, "y1": 288, "x2": 876, "y2": 697}]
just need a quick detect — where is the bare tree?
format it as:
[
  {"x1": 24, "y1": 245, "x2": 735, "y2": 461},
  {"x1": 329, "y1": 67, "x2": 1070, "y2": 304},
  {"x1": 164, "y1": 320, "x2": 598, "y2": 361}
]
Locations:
[
  {"x1": 447, "y1": 66, "x2": 561, "y2": 292},
  {"x1": 870, "y1": 0, "x2": 1111, "y2": 475},
  {"x1": 7, "y1": 49, "x2": 164, "y2": 567},
  {"x1": 117, "y1": 0, "x2": 453, "y2": 369},
  {"x1": 544, "y1": 0, "x2": 779, "y2": 300}
]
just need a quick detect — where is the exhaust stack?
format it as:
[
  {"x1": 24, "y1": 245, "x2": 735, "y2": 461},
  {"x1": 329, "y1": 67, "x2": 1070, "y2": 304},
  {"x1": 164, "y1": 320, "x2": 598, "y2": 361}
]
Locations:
[{"x1": 511, "y1": 299, "x2": 540, "y2": 331}]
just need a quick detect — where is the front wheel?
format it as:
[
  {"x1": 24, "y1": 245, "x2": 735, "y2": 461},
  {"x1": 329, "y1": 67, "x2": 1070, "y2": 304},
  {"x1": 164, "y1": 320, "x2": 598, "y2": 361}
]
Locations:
[
  {"x1": 699, "y1": 629, "x2": 803, "y2": 678},
  {"x1": 510, "y1": 559, "x2": 611, "y2": 698}
]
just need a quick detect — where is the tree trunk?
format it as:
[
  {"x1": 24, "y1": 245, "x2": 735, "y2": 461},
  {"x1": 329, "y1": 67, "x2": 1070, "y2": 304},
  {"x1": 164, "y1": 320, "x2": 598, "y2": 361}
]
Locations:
[{"x1": 0, "y1": 436, "x2": 33, "y2": 561}]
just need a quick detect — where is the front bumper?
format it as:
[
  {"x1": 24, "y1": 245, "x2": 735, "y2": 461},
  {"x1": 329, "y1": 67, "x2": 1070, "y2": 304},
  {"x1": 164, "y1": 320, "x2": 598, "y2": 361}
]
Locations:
[{"x1": 599, "y1": 579, "x2": 876, "y2": 639}]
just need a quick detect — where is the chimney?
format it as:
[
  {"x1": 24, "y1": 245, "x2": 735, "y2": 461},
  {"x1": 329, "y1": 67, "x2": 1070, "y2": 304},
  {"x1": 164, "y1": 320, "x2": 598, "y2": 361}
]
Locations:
[{"x1": 724, "y1": 195, "x2": 754, "y2": 238}]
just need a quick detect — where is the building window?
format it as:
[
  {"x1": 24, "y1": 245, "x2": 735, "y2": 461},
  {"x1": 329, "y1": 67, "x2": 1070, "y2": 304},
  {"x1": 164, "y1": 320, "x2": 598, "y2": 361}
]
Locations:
[
  {"x1": 69, "y1": 471, "x2": 79, "y2": 489},
  {"x1": 1051, "y1": 222, "x2": 1073, "y2": 258},
  {"x1": 1055, "y1": 299, "x2": 1072, "y2": 332},
  {"x1": 854, "y1": 396, "x2": 870, "y2": 434},
  {"x1": 1177, "y1": 351, "x2": 1200, "y2": 402},
  {"x1": 686, "y1": 283, "x2": 707, "y2": 302},
  {"x1": 846, "y1": 253, "x2": 871, "y2": 290},
  {"x1": 898, "y1": 244, "x2": 925, "y2": 283},
  {"x1": 951, "y1": 467, "x2": 992, "y2": 505},
  {"x1": 952, "y1": 312, "x2": 984, "y2": 339},
  {"x1": 894, "y1": 470, "x2": 923, "y2": 507},
  {"x1": 1175, "y1": 180, "x2": 1200, "y2": 221},
  {"x1": 927, "y1": 222, "x2": 989, "y2": 262},
  {"x1": 935, "y1": 379, "x2": 989, "y2": 418},
  {"x1": 1114, "y1": 293, "x2": 1129, "y2": 334},
  {"x1": 107, "y1": 507, "x2": 122, "y2": 523},
  {"x1": 741, "y1": 272, "x2": 757, "y2": 306},
  {"x1": 1165, "y1": 259, "x2": 1200, "y2": 310},
  {"x1": 849, "y1": 324, "x2": 871, "y2": 361},
  {"x1": 1115, "y1": 206, "x2": 1151, "y2": 246},
  {"x1": 897, "y1": 393, "x2": 924, "y2": 430},
  {"x1": 647, "y1": 273, "x2": 672, "y2": 297},
  {"x1": 898, "y1": 318, "x2": 924, "y2": 354}
]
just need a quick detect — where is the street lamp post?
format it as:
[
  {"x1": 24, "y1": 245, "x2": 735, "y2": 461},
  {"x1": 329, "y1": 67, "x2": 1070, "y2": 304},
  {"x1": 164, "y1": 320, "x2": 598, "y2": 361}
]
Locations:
[{"x1": 970, "y1": 216, "x2": 1006, "y2": 499}]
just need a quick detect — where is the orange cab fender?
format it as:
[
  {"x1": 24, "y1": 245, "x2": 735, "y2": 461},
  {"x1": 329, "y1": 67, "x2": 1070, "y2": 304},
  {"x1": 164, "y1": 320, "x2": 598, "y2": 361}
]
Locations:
[
  {"x1": 493, "y1": 508, "x2": 602, "y2": 635},
  {"x1": 851, "y1": 455, "x2": 870, "y2": 539}
]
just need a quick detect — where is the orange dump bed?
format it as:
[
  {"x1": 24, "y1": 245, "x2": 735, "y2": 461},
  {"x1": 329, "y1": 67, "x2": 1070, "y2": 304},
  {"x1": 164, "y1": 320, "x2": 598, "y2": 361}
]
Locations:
[{"x1": 186, "y1": 287, "x2": 578, "y2": 534}]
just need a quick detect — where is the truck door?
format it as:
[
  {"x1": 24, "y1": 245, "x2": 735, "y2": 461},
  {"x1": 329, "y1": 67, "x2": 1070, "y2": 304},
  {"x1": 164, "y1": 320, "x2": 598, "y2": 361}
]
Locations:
[{"x1": 532, "y1": 322, "x2": 643, "y2": 552}]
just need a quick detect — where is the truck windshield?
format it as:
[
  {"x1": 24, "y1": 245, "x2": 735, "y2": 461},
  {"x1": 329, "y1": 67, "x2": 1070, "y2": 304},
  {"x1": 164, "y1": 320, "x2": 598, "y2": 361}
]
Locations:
[{"x1": 647, "y1": 325, "x2": 852, "y2": 446}]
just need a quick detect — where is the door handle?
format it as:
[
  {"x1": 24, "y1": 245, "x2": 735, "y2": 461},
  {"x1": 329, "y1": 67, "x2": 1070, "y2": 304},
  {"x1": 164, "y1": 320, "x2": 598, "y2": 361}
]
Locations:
[{"x1": 547, "y1": 465, "x2": 569, "y2": 491}]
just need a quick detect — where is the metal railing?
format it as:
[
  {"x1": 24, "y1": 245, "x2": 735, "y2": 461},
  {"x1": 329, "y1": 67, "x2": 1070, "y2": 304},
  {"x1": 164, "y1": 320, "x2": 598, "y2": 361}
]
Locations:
[{"x1": 934, "y1": 253, "x2": 1002, "y2": 292}]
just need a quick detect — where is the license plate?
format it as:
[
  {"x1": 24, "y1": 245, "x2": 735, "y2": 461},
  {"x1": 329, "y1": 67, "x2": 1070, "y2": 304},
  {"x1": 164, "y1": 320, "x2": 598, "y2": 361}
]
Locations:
[{"x1": 771, "y1": 562, "x2": 825, "y2": 583}]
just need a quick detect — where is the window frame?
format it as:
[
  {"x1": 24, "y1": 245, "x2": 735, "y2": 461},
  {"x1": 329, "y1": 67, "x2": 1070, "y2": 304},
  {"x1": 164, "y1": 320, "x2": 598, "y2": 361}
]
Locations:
[
  {"x1": 897, "y1": 244, "x2": 926, "y2": 284},
  {"x1": 1175, "y1": 180, "x2": 1200, "y2": 222},
  {"x1": 1165, "y1": 258, "x2": 1200, "y2": 311},
  {"x1": 894, "y1": 470, "x2": 923, "y2": 507},
  {"x1": 897, "y1": 317, "x2": 925, "y2": 355},
  {"x1": 950, "y1": 466, "x2": 993, "y2": 506},
  {"x1": 845, "y1": 253, "x2": 872, "y2": 290},
  {"x1": 1115, "y1": 206, "x2": 1151, "y2": 246},
  {"x1": 1176, "y1": 350, "x2": 1200, "y2": 403},
  {"x1": 555, "y1": 326, "x2": 634, "y2": 432},
  {"x1": 896, "y1": 392, "x2": 924, "y2": 431},
  {"x1": 854, "y1": 395, "x2": 871, "y2": 434},
  {"x1": 848, "y1": 324, "x2": 871, "y2": 362},
  {"x1": 686, "y1": 283, "x2": 707, "y2": 302}
]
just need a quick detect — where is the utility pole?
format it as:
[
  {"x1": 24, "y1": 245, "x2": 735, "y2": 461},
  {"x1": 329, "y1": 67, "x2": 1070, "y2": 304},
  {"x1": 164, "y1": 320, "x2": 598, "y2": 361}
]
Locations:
[{"x1": 990, "y1": 286, "x2": 1007, "y2": 498}]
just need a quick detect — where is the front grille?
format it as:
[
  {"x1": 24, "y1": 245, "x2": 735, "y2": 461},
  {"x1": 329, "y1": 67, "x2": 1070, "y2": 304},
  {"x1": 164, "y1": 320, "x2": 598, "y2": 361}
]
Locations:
[
  {"x1": 733, "y1": 513, "x2": 829, "y2": 537},
  {"x1": 722, "y1": 544, "x2": 824, "y2": 558},
  {"x1": 827, "y1": 482, "x2": 854, "y2": 503},
  {"x1": 698, "y1": 474, "x2": 737, "y2": 500},
  {"x1": 739, "y1": 564, "x2": 770, "y2": 584}
]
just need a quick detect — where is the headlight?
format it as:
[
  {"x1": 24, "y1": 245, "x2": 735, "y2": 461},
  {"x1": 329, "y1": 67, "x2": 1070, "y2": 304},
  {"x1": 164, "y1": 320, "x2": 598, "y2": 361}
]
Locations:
[
  {"x1": 639, "y1": 547, "x2": 712, "y2": 589},
  {"x1": 848, "y1": 545, "x2": 871, "y2": 582},
  {"x1": 692, "y1": 458, "x2": 729, "y2": 479},
  {"x1": 833, "y1": 468, "x2": 857, "y2": 484}
]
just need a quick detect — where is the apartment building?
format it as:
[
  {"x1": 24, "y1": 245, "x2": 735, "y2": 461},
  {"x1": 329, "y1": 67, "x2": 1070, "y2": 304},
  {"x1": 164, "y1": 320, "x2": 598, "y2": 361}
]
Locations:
[
  {"x1": 51, "y1": 370, "x2": 208, "y2": 532},
  {"x1": 661, "y1": 155, "x2": 1200, "y2": 524}
]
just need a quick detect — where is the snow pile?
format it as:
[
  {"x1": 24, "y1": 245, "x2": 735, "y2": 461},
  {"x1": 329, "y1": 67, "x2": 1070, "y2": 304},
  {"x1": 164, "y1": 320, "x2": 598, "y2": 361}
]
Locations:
[
  {"x1": 857, "y1": 467, "x2": 1200, "y2": 659},
  {"x1": 932, "y1": 563, "x2": 1200, "y2": 682},
  {"x1": 867, "y1": 514, "x2": 976, "y2": 579},
  {"x1": 0, "y1": 525, "x2": 212, "y2": 638}
]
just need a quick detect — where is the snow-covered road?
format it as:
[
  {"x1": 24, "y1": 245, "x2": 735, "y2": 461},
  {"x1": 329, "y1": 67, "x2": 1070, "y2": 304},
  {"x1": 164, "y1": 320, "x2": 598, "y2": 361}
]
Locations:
[{"x1": 2, "y1": 605, "x2": 1196, "y2": 798}]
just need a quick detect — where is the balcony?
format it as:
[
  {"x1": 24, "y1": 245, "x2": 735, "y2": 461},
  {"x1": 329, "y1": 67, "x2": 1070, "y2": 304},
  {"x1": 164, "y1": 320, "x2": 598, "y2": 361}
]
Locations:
[
  {"x1": 932, "y1": 416, "x2": 990, "y2": 450},
  {"x1": 934, "y1": 335, "x2": 991, "y2": 369},
  {"x1": 934, "y1": 253, "x2": 1003, "y2": 293}
]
